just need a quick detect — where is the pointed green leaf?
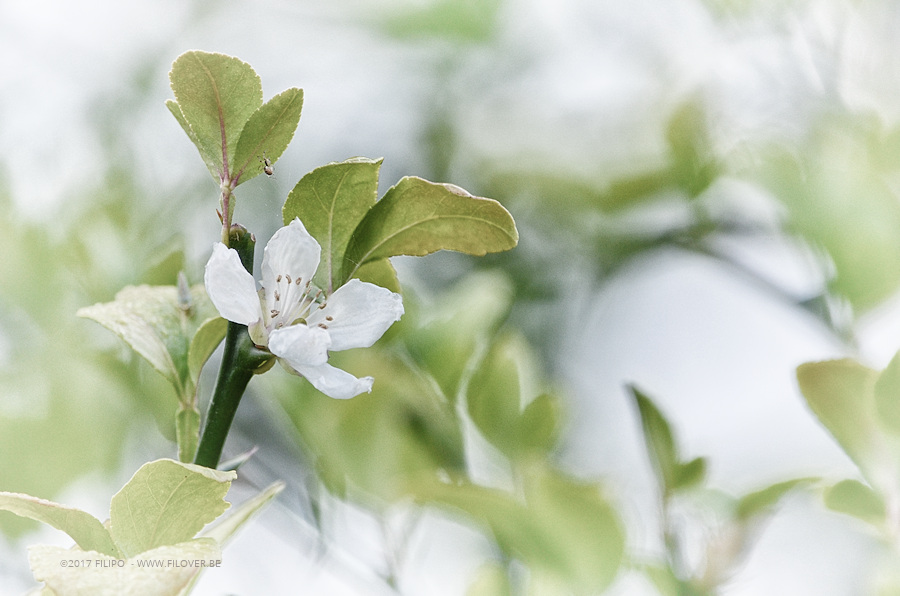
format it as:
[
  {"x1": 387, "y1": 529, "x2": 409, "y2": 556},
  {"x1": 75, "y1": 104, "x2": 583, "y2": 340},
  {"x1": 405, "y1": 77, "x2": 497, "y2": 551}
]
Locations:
[
  {"x1": 342, "y1": 176, "x2": 518, "y2": 283},
  {"x1": 29, "y1": 539, "x2": 220, "y2": 596},
  {"x1": 168, "y1": 51, "x2": 262, "y2": 180},
  {"x1": 282, "y1": 158, "x2": 383, "y2": 292},
  {"x1": 823, "y1": 479, "x2": 886, "y2": 528},
  {"x1": 519, "y1": 393, "x2": 561, "y2": 454},
  {"x1": 109, "y1": 459, "x2": 235, "y2": 558},
  {"x1": 796, "y1": 359, "x2": 899, "y2": 489},
  {"x1": 0, "y1": 492, "x2": 119, "y2": 557},
  {"x1": 166, "y1": 99, "x2": 218, "y2": 179},
  {"x1": 876, "y1": 350, "x2": 900, "y2": 434},
  {"x1": 672, "y1": 456, "x2": 707, "y2": 491},
  {"x1": 736, "y1": 478, "x2": 812, "y2": 521},
  {"x1": 187, "y1": 316, "x2": 227, "y2": 384},
  {"x1": 629, "y1": 385, "x2": 680, "y2": 495},
  {"x1": 232, "y1": 87, "x2": 303, "y2": 185}
]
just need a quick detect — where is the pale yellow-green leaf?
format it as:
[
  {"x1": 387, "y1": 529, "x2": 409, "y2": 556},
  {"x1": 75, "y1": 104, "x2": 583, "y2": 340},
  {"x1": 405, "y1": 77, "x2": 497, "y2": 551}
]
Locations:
[
  {"x1": 28, "y1": 539, "x2": 220, "y2": 596},
  {"x1": 108, "y1": 459, "x2": 235, "y2": 558},
  {"x1": 0, "y1": 492, "x2": 119, "y2": 557}
]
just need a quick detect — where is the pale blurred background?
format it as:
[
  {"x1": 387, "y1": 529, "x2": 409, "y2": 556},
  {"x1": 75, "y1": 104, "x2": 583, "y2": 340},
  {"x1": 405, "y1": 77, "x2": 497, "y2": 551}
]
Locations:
[{"x1": 2, "y1": 0, "x2": 900, "y2": 594}]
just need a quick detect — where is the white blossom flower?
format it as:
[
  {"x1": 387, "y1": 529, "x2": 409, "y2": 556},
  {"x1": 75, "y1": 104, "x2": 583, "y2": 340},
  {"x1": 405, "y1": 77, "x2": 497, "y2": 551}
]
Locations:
[{"x1": 204, "y1": 218, "x2": 404, "y2": 399}]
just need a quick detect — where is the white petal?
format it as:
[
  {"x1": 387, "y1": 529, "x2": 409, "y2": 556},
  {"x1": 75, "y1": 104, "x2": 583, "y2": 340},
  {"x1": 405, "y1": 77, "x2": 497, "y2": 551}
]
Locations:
[
  {"x1": 261, "y1": 219, "x2": 321, "y2": 312},
  {"x1": 288, "y1": 361, "x2": 374, "y2": 399},
  {"x1": 204, "y1": 243, "x2": 263, "y2": 326},
  {"x1": 306, "y1": 279, "x2": 404, "y2": 352},
  {"x1": 269, "y1": 324, "x2": 331, "y2": 368}
]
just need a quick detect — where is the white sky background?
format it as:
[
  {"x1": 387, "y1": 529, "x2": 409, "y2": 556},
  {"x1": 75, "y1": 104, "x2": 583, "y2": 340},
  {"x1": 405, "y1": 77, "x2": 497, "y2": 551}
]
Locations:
[{"x1": 2, "y1": 0, "x2": 900, "y2": 594}]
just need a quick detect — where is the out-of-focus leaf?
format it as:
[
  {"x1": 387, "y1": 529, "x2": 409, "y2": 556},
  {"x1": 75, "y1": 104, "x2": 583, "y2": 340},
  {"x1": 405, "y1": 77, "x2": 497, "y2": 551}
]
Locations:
[
  {"x1": 629, "y1": 385, "x2": 681, "y2": 495},
  {"x1": 518, "y1": 393, "x2": 561, "y2": 455},
  {"x1": 273, "y1": 347, "x2": 465, "y2": 503},
  {"x1": 823, "y1": 479, "x2": 886, "y2": 529},
  {"x1": 108, "y1": 459, "x2": 235, "y2": 558},
  {"x1": 757, "y1": 116, "x2": 900, "y2": 310},
  {"x1": 0, "y1": 493, "x2": 119, "y2": 558},
  {"x1": 735, "y1": 478, "x2": 811, "y2": 521},
  {"x1": 405, "y1": 271, "x2": 513, "y2": 400},
  {"x1": 467, "y1": 332, "x2": 522, "y2": 456},
  {"x1": 672, "y1": 457, "x2": 707, "y2": 492},
  {"x1": 467, "y1": 332, "x2": 560, "y2": 459},
  {"x1": 423, "y1": 463, "x2": 624, "y2": 593},
  {"x1": 875, "y1": 350, "x2": 900, "y2": 435},
  {"x1": 168, "y1": 51, "x2": 262, "y2": 180},
  {"x1": 342, "y1": 177, "x2": 518, "y2": 283},
  {"x1": 231, "y1": 87, "x2": 304, "y2": 185},
  {"x1": 29, "y1": 539, "x2": 220, "y2": 596},
  {"x1": 796, "y1": 359, "x2": 900, "y2": 492},
  {"x1": 282, "y1": 158, "x2": 383, "y2": 292},
  {"x1": 382, "y1": 0, "x2": 503, "y2": 43},
  {"x1": 666, "y1": 100, "x2": 719, "y2": 198}
]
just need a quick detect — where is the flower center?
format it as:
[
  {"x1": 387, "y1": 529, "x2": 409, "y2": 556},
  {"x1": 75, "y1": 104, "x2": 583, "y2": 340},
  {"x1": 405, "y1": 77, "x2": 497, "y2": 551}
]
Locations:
[{"x1": 267, "y1": 273, "x2": 323, "y2": 330}]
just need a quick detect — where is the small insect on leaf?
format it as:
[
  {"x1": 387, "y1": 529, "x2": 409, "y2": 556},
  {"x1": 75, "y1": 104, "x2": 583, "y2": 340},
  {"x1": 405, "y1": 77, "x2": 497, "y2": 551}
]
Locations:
[{"x1": 260, "y1": 152, "x2": 274, "y2": 176}]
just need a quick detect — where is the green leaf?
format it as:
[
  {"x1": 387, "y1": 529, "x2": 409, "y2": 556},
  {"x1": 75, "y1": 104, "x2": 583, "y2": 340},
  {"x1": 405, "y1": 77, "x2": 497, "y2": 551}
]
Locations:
[
  {"x1": 232, "y1": 87, "x2": 304, "y2": 185},
  {"x1": 282, "y1": 158, "x2": 383, "y2": 292},
  {"x1": 382, "y1": 0, "x2": 503, "y2": 44},
  {"x1": 0, "y1": 492, "x2": 120, "y2": 557},
  {"x1": 78, "y1": 285, "x2": 220, "y2": 403},
  {"x1": 757, "y1": 115, "x2": 900, "y2": 310},
  {"x1": 342, "y1": 176, "x2": 518, "y2": 283},
  {"x1": 672, "y1": 456, "x2": 707, "y2": 492},
  {"x1": 29, "y1": 539, "x2": 220, "y2": 596},
  {"x1": 166, "y1": 99, "x2": 218, "y2": 179},
  {"x1": 176, "y1": 406, "x2": 201, "y2": 464},
  {"x1": 823, "y1": 479, "x2": 886, "y2": 528},
  {"x1": 876, "y1": 350, "x2": 900, "y2": 435},
  {"x1": 629, "y1": 385, "x2": 680, "y2": 495},
  {"x1": 108, "y1": 459, "x2": 235, "y2": 558},
  {"x1": 520, "y1": 464, "x2": 625, "y2": 592},
  {"x1": 187, "y1": 317, "x2": 227, "y2": 384},
  {"x1": 405, "y1": 271, "x2": 513, "y2": 400},
  {"x1": 351, "y1": 258, "x2": 401, "y2": 294},
  {"x1": 467, "y1": 332, "x2": 523, "y2": 457},
  {"x1": 273, "y1": 348, "x2": 465, "y2": 503},
  {"x1": 424, "y1": 464, "x2": 625, "y2": 593},
  {"x1": 796, "y1": 359, "x2": 899, "y2": 490},
  {"x1": 168, "y1": 51, "x2": 262, "y2": 180},
  {"x1": 519, "y1": 393, "x2": 561, "y2": 455},
  {"x1": 735, "y1": 478, "x2": 812, "y2": 521}
]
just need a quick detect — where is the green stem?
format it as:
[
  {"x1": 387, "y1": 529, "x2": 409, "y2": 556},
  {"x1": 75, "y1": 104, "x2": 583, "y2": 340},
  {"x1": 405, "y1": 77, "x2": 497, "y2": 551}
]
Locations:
[{"x1": 194, "y1": 226, "x2": 273, "y2": 469}]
